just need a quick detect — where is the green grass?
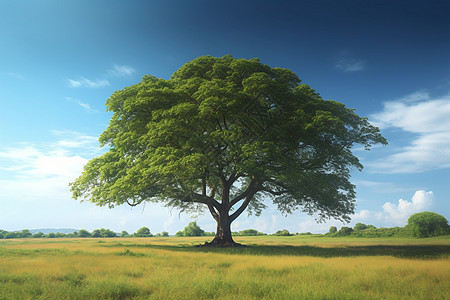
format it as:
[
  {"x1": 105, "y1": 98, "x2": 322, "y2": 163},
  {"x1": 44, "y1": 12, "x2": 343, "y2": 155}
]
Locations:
[{"x1": 0, "y1": 236, "x2": 448, "y2": 299}]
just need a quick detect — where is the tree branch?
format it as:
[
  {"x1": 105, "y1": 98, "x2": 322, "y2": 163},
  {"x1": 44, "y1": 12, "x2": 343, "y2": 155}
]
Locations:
[
  {"x1": 207, "y1": 203, "x2": 219, "y2": 221},
  {"x1": 126, "y1": 199, "x2": 140, "y2": 207},
  {"x1": 190, "y1": 192, "x2": 220, "y2": 210},
  {"x1": 230, "y1": 190, "x2": 257, "y2": 222},
  {"x1": 261, "y1": 187, "x2": 288, "y2": 196},
  {"x1": 202, "y1": 176, "x2": 207, "y2": 197},
  {"x1": 228, "y1": 178, "x2": 259, "y2": 209}
]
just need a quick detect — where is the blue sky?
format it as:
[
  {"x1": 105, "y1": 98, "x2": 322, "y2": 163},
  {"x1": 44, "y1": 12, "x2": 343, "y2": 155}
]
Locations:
[{"x1": 1, "y1": 0, "x2": 449, "y2": 234}]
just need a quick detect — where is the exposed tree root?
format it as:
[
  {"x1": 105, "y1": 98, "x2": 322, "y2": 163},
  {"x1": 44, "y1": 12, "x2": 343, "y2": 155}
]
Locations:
[{"x1": 196, "y1": 240, "x2": 246, "y2": 247}]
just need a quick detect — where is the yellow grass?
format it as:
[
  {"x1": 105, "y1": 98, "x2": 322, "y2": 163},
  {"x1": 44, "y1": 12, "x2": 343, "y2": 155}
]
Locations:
[{"x1": 0, "y1": 236, "x2": 448, "y2": 299}]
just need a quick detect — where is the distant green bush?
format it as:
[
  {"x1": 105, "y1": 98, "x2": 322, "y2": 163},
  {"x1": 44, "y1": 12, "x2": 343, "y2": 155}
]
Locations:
[
  {"x1": 407, "y1": 212, "x2": 450, "y2": 238},
  {"x1": 327, "y1": 226, "x2": 337, "y2": 235},
  {"x1": 297, "y1": 232, "x2": 312, "y2": 235},
  {"x1": 32, "y1": 232, "x2": 44, "y2": 238},
  {"x1": 175, "y1": 222, "x2": 206, "y2": 237},
  {"x1": 353, "y1": 223, "x2": 368, "y2": 231},
  {"x1": 239, "y1": 229, "x2": 265, "y2": 236},
  {"x1": 336, "y1": 227, "x2": 353, "y2": 236},
  {"x1": 350, "y1": 227, "x2": 410, "y2": 238},
  {"x1": 273, "y1": 229, "x2": 292, "y2": 236},
  {"x1": 100, "y1": 228, "x2": 117, "y2": 238},
  {"x1": 183, "y1": 222, "x2": 205, "y2": 236},
  {"x1": 4, "y1": 232, "x2": 18, "y2": 239},
  {"x1": 78, "y1": 229, "x2": 91, "y2": 238},
  {"x1": 134, "y1": 227, "x2": 152, "y2": 237}
]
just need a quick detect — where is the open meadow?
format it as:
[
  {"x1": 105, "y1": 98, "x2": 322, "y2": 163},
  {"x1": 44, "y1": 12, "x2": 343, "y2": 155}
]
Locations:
[{"x1": 0, "y1": 235, "x2": 449, "y2": 299}]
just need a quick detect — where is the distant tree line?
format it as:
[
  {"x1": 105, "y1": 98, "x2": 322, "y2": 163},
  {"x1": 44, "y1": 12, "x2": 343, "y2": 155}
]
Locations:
[
  {"x1": 1, "y1": 212, "x2": 447, "y2": 240},
  {"x1": 0, "y1": 227, "x2": 170, "y2": 239},
  {"x1": 326, "y1": 212, "x2": 450, "y2": 238}
]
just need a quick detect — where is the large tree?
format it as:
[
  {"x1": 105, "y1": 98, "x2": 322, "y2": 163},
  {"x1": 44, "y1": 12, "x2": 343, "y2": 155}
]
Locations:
[{"x1": 70, "y1": 55, "x2": 386, "y2": 246}]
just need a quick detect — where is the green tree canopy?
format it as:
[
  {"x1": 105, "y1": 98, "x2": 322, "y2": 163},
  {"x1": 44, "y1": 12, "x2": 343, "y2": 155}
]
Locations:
[
  {"x1": 71, "y1": 55, "x2": 386, "y2": 246},
  {"x1": 182, "y1": 222, "x2": 205, "y2": 236},
  {"x1": 19, "y1": 229, "x2": 32, "y2": 238},
  {"x1": 32, "y1": 232, "x2": 45, "y2": 238},
  {"x1": 273, "y1": 229, "x2": 292, "y2": 236},
  {"x1": 328, "y1": 226, "x2": 337, "y2": 234},
  {"x1": 91, "y1": 230, "x2": 101, "y2": 238},
  {"x1": 353, "y1": 223, "x2": 368, "y2": 231},
  {"x1": 100, "y1": 228, "x2": 117, "y2": 238},
  {"x1": 336, "y1": 226, "x2": 353, "y2": 236},
  {"x1": 407, "y1": 212, "x2": 450, "y2": 238},
  {"x1": 135, "y1": 227, "x2": 152, "y2": 237},
  {"x1": 4, "y1": 232, "x2": 18, "y2": 239},
  {"x1": 78, "y1": 229, "x2": 91, "y2": 238}
]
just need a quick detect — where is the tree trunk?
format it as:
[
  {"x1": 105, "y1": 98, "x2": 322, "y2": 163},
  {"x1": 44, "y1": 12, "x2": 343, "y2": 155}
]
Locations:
[
  {"x1": 204, "y1": 211, "x2": 241, "y2": 247},
  {"x1": 200, "y1": 175, "x2": 258, "y2": 247}
]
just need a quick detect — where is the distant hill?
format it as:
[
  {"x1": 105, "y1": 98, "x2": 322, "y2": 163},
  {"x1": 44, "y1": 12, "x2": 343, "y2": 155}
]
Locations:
[{"x1": 28, "y1": 228, "x2": 78, "y2": 234}]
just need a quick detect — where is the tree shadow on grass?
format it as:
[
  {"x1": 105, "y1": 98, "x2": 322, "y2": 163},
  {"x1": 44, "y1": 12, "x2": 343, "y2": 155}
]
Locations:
[
  {"x1": 104, "y1": 243, "x2": 450, "y2": 259},
  {"x1": 184, "y1": 244, "x2": 450, "y2": 259}
]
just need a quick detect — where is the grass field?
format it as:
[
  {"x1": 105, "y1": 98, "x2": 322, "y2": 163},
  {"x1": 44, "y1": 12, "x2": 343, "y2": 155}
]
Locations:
[{"x1": 0, "y1": 236, "x2": 449, "y2": 299}]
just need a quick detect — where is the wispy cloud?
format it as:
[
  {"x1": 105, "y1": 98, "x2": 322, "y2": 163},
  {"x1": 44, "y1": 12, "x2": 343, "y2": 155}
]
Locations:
[
  {"x1": 51, "y1": 130, "x2": 99, "y2": 150},
  {"x1": 65, "y1": 97, "x2": 98, "y2": 113},
  {"x1": 108, "y1": 64, "x2": 135, "y2": 77},
  {"x1": 8, "y1": 72, "x2": 25, "y2": 80},
  {"x1": 369, "y1": 91, "x2": 450, "y2": 173},
  {"x1": 335, "y1": 52, "x2": 365, "y2": 72},
  {"x1": 67, "y1": 77, "x2": 110, "y2": 88},
  {"x1": 66, "y1": 64, "x2": 135, "y2": 89},
  {"x1": 353, "y1": 180, "x2": 410, "y2": 193}
]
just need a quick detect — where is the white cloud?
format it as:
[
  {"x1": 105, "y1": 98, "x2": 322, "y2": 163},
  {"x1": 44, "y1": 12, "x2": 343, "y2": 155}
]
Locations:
[
  {"x1": 345, "y1": 190, "x2": 433, "y2": 228},
  {"x1": 382, "y1": 190, "x2": 433, "y2": 226},
  {"x1": 371, "y1": 92, "x2": 450, "y2": 133},
  {"x1": 373, "y1": 132, "x2": 450, "y2": 173},
  {"x1": 370, "y1": 91, "x2": 450, "y2": 173},
  {"x1": 0, "y1": 131, "x2": 100, "y2": 180},
  {"x1": 67, "y1": 77, "x2": 110, "y2": 88},
  {"x1": 108, "y1": 64, "x2": 135, "y2": 77},
  {"x1": 0, "y1": 131, "x2": 99, "y2": 230}
]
